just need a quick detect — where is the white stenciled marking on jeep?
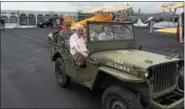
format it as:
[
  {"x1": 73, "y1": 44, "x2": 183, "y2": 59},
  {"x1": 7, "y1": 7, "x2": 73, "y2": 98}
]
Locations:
[
  {"x1": 117, "y1": 50, "x2": 129, "y2": 54},
  {"x1": 106, "y1": 61, "x2": 130, "y2": 72}
]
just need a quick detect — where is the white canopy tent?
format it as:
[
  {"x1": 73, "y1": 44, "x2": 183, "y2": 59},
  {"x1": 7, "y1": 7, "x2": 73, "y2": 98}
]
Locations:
[{"x1": 1, "y1": 2, "x2": 78, "y2": 12}]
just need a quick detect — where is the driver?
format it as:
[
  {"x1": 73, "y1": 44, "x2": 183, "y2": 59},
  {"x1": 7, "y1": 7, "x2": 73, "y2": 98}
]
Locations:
[{"x1": 98, "y1": 25, "x2": 116, "y2": 40}]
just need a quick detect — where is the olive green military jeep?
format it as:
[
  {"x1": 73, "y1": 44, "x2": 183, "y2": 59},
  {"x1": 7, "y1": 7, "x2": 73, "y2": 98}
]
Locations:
[{"x1": 50, "y1": 21, "x2": 184, "y2": 109}]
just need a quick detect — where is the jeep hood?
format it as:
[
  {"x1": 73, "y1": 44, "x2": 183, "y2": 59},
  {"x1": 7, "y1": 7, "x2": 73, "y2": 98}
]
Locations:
[{"x1": 90, "y1": 49, "x2": 180, "y2": 69}]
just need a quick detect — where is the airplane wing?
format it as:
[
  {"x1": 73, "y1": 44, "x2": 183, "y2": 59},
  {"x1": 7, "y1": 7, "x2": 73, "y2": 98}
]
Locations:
[
  {"x1": 81, "y1": 8, "x2": 104, "y2": 14},
  {"x1": 71, "y1": 13, "x2": 113, "y2": 29},
  {"x1": 155, "y1": 28, "x2": 177, "y2": 34},
  {"x1": 81, "y1": 5, "x2": 133, "y2": 13},
  {"x1": 170, "y1": 2, "x2": 184, "y2": 9},
  {"x1": 156, "y1": 2, "x2": 184, "y2": 9},
  {"x1": 156, "y1": 4, "x2": 171, "y2": 9},
  {"x1": 71, "y1": 5, "x2": 132, "y2": 29},
  {"x1": 102, "y1": 6, "x2": 133, "y2": 12}
]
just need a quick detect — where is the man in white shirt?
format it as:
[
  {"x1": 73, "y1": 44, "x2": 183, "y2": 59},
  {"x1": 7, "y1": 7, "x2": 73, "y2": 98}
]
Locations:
[{"x1": 69, "y1": 24, "x2": 88, "y2": 65}]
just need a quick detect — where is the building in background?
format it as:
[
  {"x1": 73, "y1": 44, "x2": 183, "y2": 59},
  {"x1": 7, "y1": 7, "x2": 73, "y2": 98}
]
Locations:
[{"x1": 1, "y1": 10, "x2": 78, "y2": 28}]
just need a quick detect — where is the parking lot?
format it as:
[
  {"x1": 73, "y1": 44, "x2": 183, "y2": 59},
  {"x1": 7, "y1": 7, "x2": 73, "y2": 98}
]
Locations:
[{"x1": 1, "y1": 28, "x2": 184, "y2": 108}]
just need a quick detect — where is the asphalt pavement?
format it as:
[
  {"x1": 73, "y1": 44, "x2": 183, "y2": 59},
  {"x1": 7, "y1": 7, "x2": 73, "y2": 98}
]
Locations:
[{"x1": 1, "y1": 27, "x2": 184, "y2": 108}]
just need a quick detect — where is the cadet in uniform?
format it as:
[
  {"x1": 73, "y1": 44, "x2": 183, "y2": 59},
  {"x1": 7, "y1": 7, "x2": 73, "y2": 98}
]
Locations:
[
  {"x1": 58, "y1": 21, "x2": 73, "y2": 43},
  {"x1": 98, "y1": 26, "x2": 116, "y2": 40}
]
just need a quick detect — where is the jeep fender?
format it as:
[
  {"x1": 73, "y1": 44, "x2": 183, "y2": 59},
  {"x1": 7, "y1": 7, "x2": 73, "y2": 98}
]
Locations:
[
  {"x1": 98, "y1": 66, "x2": 145, "y2": 83},
  {"x1": 90, "y1": 66, "x2": 151, "y2": 108},
  {"x1": 52, "y1": 49, "x2": 62, "y2": 61}
]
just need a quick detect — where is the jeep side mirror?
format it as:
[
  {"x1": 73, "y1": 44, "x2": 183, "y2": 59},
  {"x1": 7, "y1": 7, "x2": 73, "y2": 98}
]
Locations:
[{"x1": 138, "y1": 44, "x2": 143, "y2": 50}]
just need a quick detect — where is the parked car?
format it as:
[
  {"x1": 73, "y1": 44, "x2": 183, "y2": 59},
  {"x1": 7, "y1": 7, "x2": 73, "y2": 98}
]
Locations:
[{"x1": 37, "y1": 18, "x2": 54, "y2": 28}]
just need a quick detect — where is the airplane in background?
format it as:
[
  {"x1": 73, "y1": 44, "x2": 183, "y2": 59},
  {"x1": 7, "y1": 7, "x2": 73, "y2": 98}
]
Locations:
[
  {"x1": 134, "y1": 18, "x2": 149, "y2": 27},
  {"x1": 153, "y1": 2, "x2": 183, "y2": 29},
  {"x1": 154, "y1": 2, "x2": 184, "y2": 46},
  {"x1": 63, "y1": 5, "x2": 133, "y2": 29}
]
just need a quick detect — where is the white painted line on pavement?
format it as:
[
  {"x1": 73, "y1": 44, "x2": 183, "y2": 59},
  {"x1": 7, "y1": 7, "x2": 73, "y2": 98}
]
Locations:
[{"x1": 23, "y1": 35, "x2": 48, "y2": 44}]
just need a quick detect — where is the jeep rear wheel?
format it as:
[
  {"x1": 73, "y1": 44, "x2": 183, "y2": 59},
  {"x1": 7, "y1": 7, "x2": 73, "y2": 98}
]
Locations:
[
  {"x1": 55, "y1": 58, "x2": 71, "y2": 88},
  {"x1": 102, "y1": 85, "x2": 142, "y2": 109}
]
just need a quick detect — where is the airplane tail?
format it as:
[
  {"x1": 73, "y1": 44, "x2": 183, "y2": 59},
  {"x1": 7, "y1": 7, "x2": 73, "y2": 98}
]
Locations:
[
  {"x1": 137, "y1": 18, "x2": 143, "y2": 24},
  {"x1": 134, "y1": 18, "x2": 148, "y2": 27}
]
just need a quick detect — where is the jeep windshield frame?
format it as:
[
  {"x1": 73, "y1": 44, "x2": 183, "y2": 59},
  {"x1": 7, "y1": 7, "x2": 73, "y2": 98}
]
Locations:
[{"x1": 86, "y1": 21, "x2": 136, "y2": 53}]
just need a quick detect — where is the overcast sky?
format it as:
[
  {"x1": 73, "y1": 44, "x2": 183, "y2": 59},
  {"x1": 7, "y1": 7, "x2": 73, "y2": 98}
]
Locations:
[{"x1": 1, "y1": 2, "x2": 184, "y2": 13}]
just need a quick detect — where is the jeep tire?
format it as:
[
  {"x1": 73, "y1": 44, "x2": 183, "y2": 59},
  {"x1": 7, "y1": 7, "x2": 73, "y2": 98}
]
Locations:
[
  {"x1": 102, "y1": 85, "x2": 142, "y2": 109},
  {"x1": 55, "y1": 58, "x2": 71, "y2": 88}
]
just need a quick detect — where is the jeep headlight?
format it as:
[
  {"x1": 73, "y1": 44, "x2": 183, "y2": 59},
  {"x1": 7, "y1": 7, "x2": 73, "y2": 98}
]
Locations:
[
  {"x1": 145, "y1": 69, "x2": 153, "y2": 79},
  {"x1": 144, "y1": 71, "x2": 149, "y2": 78},
  {"x1": 138, "y1": 69, "x2": 152, "y2": 79}
]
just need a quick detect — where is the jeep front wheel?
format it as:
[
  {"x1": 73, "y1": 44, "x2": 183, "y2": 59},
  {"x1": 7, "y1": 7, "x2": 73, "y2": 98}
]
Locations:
[
  {"x1": 55, "y1": 58, "x2": 71, "y2": 88},
  {"x1": 102, "y1": 85, "x2": 142, "y2": 109}
]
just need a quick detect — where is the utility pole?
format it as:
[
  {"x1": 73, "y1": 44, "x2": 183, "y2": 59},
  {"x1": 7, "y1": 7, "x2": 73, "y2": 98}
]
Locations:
[
  {"x1": 17, "y1": 10, "x2": 20, "y2": 28},
  {"x1": 138, "y1": 8, "x2": 141, "y2": 13}
]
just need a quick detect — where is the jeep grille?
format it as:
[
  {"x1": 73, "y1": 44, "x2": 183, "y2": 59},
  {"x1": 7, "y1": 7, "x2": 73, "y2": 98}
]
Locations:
[{"x1": 152, "y1": 62, "x2": 177, "y2": 93}]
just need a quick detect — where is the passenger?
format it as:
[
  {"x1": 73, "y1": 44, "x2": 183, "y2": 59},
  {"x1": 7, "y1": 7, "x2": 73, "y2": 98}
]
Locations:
[
  {"x1": 58, "y1": 21, "x2": 73, "y2": 44},
  {"x1": 89, "y1": 24, "x2": 98, "y2": 41},
  {"x1": 84, "y1": 24, "x2": 98, "y2": 41},
  {"x1": 61, "y1": 22, "x2": 66, "y2": 30},
  {"x1": 69, "y1": 24, "x2": 88, "y2": 66},
  {"x1": 98, "y1": 26, "x2": 116, "y2": 40},
  {"x1": 56, "y1": 19, "x2": 61, "y2": 30}
]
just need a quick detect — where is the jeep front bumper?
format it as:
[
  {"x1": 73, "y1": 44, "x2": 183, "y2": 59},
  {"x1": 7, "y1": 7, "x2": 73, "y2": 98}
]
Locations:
[{"x1": 151, "y1": 98, "x2": 184, "y2": 109}]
